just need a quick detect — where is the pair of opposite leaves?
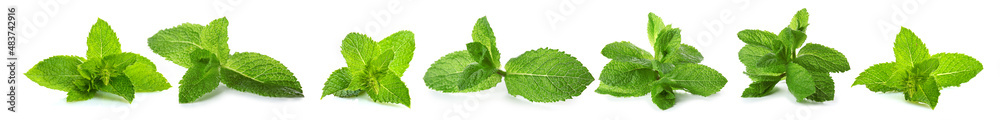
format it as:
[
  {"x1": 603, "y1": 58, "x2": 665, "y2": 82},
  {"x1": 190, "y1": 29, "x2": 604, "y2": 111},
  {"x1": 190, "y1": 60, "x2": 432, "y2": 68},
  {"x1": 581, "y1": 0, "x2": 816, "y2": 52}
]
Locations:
[
  {"x1": 148, "y1": 17, "x2": 303, "y2": 103},
  {"x1": 424, "y1": 17, "x2": 597, "y2": 102},
  {"x1": 26, "y1": 19, "x2": 172, "y2": 103}
]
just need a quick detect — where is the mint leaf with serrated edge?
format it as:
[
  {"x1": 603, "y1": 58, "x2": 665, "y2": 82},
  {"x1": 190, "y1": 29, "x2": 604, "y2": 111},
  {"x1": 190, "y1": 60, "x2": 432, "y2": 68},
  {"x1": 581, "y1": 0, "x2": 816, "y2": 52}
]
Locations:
[
  {"x1": 737, "y1": 8, "x2": 848, "y2": 103},
  {"x1": 423, "y1": 16, "x2": 595, "y2": 103},
  {"x1": 593, "y1": 13, "x2": 727, "y2": 110},
  {"x1": 853, "y1": 27, "x2": 983, "y2": 109},
  {"x1": 321, "y1": 31, "x2": 415, "y2": 107},
  {"x1": 148, "y1": 17, "x2": 303, "y2": 103},
  {"x1": 26, "y1": 18, "x2": 171, "y2": 103}
]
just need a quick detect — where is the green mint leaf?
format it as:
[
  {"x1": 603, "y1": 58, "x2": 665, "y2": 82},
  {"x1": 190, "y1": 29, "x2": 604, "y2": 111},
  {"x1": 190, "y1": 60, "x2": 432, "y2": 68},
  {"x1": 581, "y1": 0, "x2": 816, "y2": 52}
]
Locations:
[
  {"x1": 653, "y1": 28, "x2": 681, "y2": 61},
  {"x1": 457, "y1": 63, "x2": 499, "y2": 90},
  {"x1": 595, "y1": 60, "x2": 657, "y2": 97},
  {"x1": 794, "y1": 43, "x2": 850, "y2": 73},
  {"x1": 178, "y1": 49, "x2": 221, "y2": 103},
  {"x1": 505, "y1": 48, "x2": 594, "y2": 102},
  {"x1": 321, "y1": 67, "x2": 351, "y2": 99},
  {"x1": 788, "y1": 8, "x2": 809, "y2": 31},
  {"x1": 806, "y1": 71, "x2": 835, "y2": 102},
  {"x1": 741, "y1": 80, "x2": 780, "y2": 97},
  {"x1": 200, "y1": 17, "x2": 230, "y2": 62},
  {"x1": 97, "y1": 76, "x2": 135, "y2": 103},
  {"x1": 86, "y1": 18, "x2": 121, "y2": 59},
  {"x1": 25, "y1": 56, "x2": 87, "y2": 92},
  {"x1": 377, "y1": 31, "x2": 416, "y2": 76},
  {"x1": 465, "y1": 42, "x2": 494, "y2": 67},
  {"x1": 341, "y1": 32, "x2": 381, "y2": 71},
  {"x1": 756, "y1": 53, "x2": 786, "y2": 67},
  {"x1": 601, "y1": 41, "x2": 653, "y2": 62},
  {"x1": 778, "y1": 27, "x2": 807, "y2": 50},
  {"x1": 367, "y1": 73, "x2": 411, "y2": 107},
  {"x1": 147, "y1": 23, "x2": 206, "y2": 68},
  {"x1": 66, "y1": 89, "x2": 96, "y2": 102},
  {"x1": 853, "y1": 62, "x2": 905, "y2": 92},
  {"x1": 905, "y1": 77, "x2": 940, "y2": 109},
  {"x1": 123, "y1": 55, "x2": 171, "y2": 92},
  {"x1": 650, "y1": 83, "x2": 676, "y2": 110},
  {"x1": 664, "y1": 64, "x2": 727, "y2": 96},
  {"x1": 737, "y1": 29, "x2": 781, "y2": 50},
  {"x1": 893, "y1": 27, "x2": 930, "y2": 67},
  {"x1": 647, "y1": 12, "x2": 668, "y2": 45},
  {"x1": 220, "y1": 52, "x2": 303, "y2": 97},
  {"x1": 369, "y1": 50, "x2": 396, "y2": 71},
  {"x1": 423, "y1": 51, "x2": 501, "y2": 92},
  {"x1": 665, "y1": 44, "x2": 704, "y2": 64},
  {"x1": 785, "y1": 63, "x2": 815, "y2": 102},
  {"x1": 929, "y1": 53, "x2": 983, "y2": 88},
  {"x1": 739, "y1": 45, "x2": 785, "y2": 73},
  {"x1": 913, "y1": 58, "x2": 940, "y2": 75},
  {"x1": 472, "y1": 17, "x2": 502, "y2": 68}
]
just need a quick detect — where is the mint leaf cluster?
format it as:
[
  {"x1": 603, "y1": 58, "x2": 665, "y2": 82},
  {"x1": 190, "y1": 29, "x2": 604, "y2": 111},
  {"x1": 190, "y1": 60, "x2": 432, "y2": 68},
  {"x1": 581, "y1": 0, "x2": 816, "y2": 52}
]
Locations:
[
  {"x1": 737, "y1": 8, "x2": 849, "y2": 102},
  {"x1": 322, "y1": 31, "x2": 415, "y2": 107},
  {"x1": 148, "y1": 17, "x2": 303, "y2": 103},
  {"x1": 25, "y1": 19, "x2": 171, "y2": 103},
  {"x1": 853, "y1": 27, "x2": 983, "y2": 109},
  {"x1": 424, "y1": 16, "x2": 595, "y2": 102},
  {"x1": 595, "y1": 13, "x2": 728, "y2": 110}
]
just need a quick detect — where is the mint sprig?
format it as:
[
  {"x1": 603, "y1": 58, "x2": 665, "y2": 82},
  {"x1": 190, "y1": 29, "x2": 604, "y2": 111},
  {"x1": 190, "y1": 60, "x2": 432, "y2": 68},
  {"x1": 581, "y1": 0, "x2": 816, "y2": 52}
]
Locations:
[
  {"x1": 148, "y1": 17, "x2": 303, "y2": 103},
  {"x1": 423, "y1": 16, "x2": 595, "y2": 102},
  {"x1": 595, "y1": 13, "x2": 728, "y2": 110},
  {"x1": 322, "y1": 31, "x2": 415, "y2": 107},
  {"x1": 25, "y1": 19, "x2": 172, "y2": 103},
  {"x1": 853, "y1": 27, "x2": 983, "y2": 109},
  {"x1": 737, "y1": 8, "x2": 849, "y2": 102}
]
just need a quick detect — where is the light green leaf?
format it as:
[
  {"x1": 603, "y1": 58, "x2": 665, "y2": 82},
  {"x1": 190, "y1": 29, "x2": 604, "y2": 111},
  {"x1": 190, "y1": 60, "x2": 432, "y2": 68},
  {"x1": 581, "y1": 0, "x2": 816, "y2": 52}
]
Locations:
[
  {"x1": 756, "y1": 53, "x2": 786, "y2": 67},
  {"x1": 913, "y1": 58, "x2": 939, "y2": 76},
  {"x1": 457, "y1": 63, "x2": 498, "y2": 90},
  {"x1": 25, "y1": 56, "x2": 87, "y2": 92},
  {"x1": 741, "y1": 79, "x2": 780, "y2": 98},
  {"x1": 505, "y1": 48, "x2": 595, "y2": 102},
  {"x1": 650, "y1": 83, "x2": 676, "y2": 110},
  {"x1": 653, "y1": 28, "x2": 681, "y2": 61},
  {"x1": 788, "y1": 8, "x2": 809, "y2": 31},
  {"x1": 378, "y1": 30, "x2": 416, "y2": 76},
  {"x1": 778, "y1": 27, "x2": 807, "y2": 49},
  {"x1": 322, "y1": 67, "x2": 352, "y2": 99},
  {"x1": 220, "y1": 52, "x2": 303, "y2": 97},
  {"x1": 367, "y1": 73, "x2": 411, "y2": 107},
  {"x1": 905, "y1": 77, "x2": 940, "y2": 109},
  {"x1": 853, "y1": 62, "x2": 904, "y2": 92},
  {"x1": 739, "y1": 45, "x2": 783, "y2": 72},
  {"x1": 471, "y1": 17, "x2": 502, "y2": 67},
  {"x1": 601, "y1": 41, "x2": 653, "y2": 62},
  {"x1": 785, "y1": 63, "x2": 815, "y2": 102},
  {"x1": 794, "y1": 43, "x2": 850, "y2": 72},
  {"x1": 893, "y1": 27, "x2": 930, "y2": 67},
  {"x1": 736, "y1": 29, "x2": 780, "y2": 49},
  {"x1": 86, "y1": 18, "x2": 121, "y2": 59},
  {"x1": 665, "y1": 44, "x2": 704, "y2": 64},
  {"x1": 97, "y1": 76, "x2": 135, "y2": 103},
  {"x1": 647, "y1": 12, "x2": 668, "y2": 45},
  {"x1": 665, "y1": 64, "x2": 727, "y2": 96},
  {"x1": 335, "y1": 74, "x2": 367, "y2": 98},
  {"x1": 341, "y1": 32, "x2": 380, "y2": 71},
  {"x1": 66, "y1": 89, "x2": 96, "y2": 102},
  {"x1": 178, "y1": 49, "x2": 221, "y2": 103},
  {"x1": 806, "y1": 71, "x2": 834, "y2": 102},
  {"x1": 200, "y1": 17, "x2": 230, "y2": 62},
  {"x1": 423, "y1": 51, "x2": 501, "y2": 92},
  {"x1": 466, "y1": 42, "x2": 494, "y2": 67},
  {"x1": 930, "y1": 53, "x2": 983, "y2": 88},
  {"x1": 125, "y1": 60, "x2": 171, "y2": 92},
  {"x1": 595, "y1": 60, "x2": 657, "y2": 97},
  {"x1": 147, "y1": 23, "x2": 206, "y2": 68},
  {"x1": 369, "y1": 50, "x2": 395, "y2": 71}
]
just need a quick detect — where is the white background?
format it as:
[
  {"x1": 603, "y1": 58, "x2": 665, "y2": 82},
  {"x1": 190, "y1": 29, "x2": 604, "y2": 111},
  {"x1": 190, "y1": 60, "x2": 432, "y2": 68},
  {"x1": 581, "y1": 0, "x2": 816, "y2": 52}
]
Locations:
[{"x1": 3, "y1": 0, "x2": 999, "y2": 120}]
